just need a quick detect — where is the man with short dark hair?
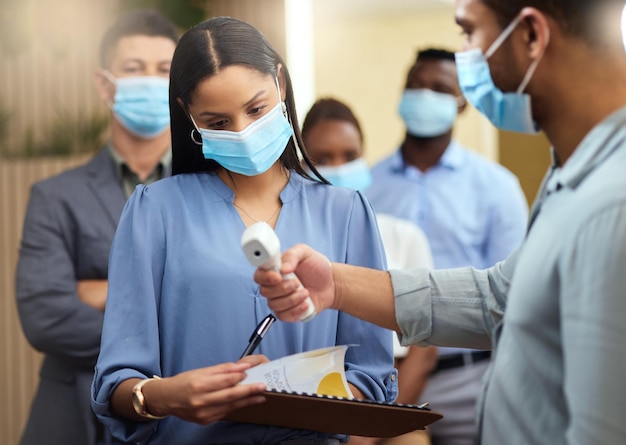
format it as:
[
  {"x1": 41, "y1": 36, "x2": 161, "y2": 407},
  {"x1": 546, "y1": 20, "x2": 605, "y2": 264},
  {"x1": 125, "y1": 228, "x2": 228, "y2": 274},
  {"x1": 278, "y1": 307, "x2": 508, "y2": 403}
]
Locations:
[
  {"x1": 15, "y1": 9, "x2": 178, "y2": 445},
  {"x1": 366, "y1": 46, "x2": 528, "y2": 445},
  {"x1": 367, "y1": 47, "x2": 528, "y2": 271},
  {"x1": 255, "y1": 1, "x2": 626, "y2": 443}
]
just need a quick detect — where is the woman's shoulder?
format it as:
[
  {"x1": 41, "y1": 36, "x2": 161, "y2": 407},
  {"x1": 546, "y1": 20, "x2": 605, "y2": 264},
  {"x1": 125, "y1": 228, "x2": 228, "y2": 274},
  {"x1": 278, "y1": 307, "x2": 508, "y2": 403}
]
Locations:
[
  {"x1": 130, "y1": 172, "x2": 222, "y2": 206},
  {"x1": 289, "y1": 174, "x2": 375, "y2": 224},
  {"x1": 292, "y1": 172, "x2": 359, "y2": 201},
  {"x1": 145, "y1": 172, "x2": 218, "y2": 193}
]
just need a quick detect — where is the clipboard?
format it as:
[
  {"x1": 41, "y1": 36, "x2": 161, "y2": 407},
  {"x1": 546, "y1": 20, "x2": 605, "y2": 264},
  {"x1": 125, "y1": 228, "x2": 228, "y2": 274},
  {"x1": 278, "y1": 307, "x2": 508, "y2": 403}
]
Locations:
[{"x1": 223, "y1": 390, "x2": 443, "y2": 438}]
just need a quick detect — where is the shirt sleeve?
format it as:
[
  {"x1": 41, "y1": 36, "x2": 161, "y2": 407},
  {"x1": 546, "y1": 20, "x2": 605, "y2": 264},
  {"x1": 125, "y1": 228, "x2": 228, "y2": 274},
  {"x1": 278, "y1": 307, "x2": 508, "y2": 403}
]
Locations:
[
  {"x1": 390, "y1": 248, "x2": 519, "y2": 350},
  {"x1": 559, "y1": 205, "x2": 626, "y2": 443},
  {"x1": 16, "y1": 183, "x2": 104, "y2": 367},
  {"x1": 337, "y1": 192, "x2": 398, "y2": 403},
  {"x1": 91, "y1": 186, "x2": 166, "y2": 443}
]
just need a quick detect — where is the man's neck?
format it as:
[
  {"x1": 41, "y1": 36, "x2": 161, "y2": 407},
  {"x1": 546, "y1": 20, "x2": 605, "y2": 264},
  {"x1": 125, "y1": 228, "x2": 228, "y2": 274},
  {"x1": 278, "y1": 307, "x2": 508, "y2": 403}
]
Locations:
[
  {"x1": 111, "y1": 124, "x2": 170, "y2": 181},
  {"x1": 400, "y1": 132, "x2": 452, "y2": 172},
  {"x1": 538, "y1": 46, "x2": 626, "y2": 166}
]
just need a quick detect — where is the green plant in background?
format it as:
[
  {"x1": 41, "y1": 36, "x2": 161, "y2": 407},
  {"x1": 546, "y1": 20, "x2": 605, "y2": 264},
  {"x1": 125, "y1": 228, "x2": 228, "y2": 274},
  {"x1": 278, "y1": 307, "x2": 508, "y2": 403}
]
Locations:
[
  {"x1": 7, "y1": 110, "x2": 110, "y2": 159},
  {"x1": 123, "y1": 0, "x2": 206, "y2": 29},
  {"x1": 0, "y1": 0, "x2": 209, "y2": 160}
]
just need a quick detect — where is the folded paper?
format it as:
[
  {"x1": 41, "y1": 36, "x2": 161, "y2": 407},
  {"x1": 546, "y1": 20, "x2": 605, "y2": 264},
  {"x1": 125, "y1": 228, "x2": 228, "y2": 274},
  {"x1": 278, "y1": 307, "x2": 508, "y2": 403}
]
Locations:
[{"x1": 241, "y1": 345, "x2": 354, "y2": 398}]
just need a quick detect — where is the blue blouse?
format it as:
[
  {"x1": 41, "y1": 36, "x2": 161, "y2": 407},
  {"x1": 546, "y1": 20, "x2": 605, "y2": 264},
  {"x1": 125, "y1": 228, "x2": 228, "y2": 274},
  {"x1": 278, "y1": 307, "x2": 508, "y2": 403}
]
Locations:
[{"x1": 92, "y1": 171, "x2": 397, "y2": 444}]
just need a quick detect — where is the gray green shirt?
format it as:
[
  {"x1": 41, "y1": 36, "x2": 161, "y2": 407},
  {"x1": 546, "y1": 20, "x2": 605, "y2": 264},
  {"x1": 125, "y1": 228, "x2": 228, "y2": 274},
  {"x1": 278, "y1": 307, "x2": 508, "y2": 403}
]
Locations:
[
  {"x1": 108, "y1": 145, "x2": 171, "y2": 198},
  {"x1": 392, "y1": 106, "x2": 626, "y2": 444}
]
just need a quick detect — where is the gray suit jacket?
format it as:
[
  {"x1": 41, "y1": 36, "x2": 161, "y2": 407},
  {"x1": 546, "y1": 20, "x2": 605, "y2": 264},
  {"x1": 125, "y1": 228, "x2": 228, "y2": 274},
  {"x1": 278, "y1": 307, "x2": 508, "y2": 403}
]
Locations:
[{"x1": 16, "y1": 147, "x2": 170, "y2": 445}]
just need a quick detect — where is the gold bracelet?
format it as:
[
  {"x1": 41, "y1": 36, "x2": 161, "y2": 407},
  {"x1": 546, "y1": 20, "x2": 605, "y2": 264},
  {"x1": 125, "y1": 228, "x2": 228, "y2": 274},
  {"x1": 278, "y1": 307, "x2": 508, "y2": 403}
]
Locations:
[{"x1": 131, "y1": 375, "x2": 167, "y2": 420}]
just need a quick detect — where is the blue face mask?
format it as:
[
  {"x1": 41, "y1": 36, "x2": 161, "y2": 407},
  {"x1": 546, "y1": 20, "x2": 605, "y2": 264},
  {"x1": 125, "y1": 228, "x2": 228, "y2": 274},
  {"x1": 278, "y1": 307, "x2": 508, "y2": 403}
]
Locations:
[
  {"x1": 105, "y1": 72, "x2": 171, "y2": 139},
  {"x1": 455, "y1": 14, "x2": 548, "y2": 134},
  {"x1": 316, "y1": 158, "x2": 373, "y2": 191},
  {"x1": 398, "y1": 89, "x2": 458, "y2": 137},
  {"x1": 192, "y1": 101, "x2": 293, "y2": 176}
]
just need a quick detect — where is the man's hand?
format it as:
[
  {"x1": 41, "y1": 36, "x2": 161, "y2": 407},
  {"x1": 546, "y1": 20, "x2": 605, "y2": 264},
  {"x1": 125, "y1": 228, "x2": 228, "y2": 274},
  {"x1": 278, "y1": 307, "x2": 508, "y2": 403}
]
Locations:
[
  {"x1": 254, "y1": 243, "x2": 398, "y2": 331},
  {"x1": 254, "y1": 244, "x2": 336, "y2": 322},
  {"x1": 76, "y1": 279, "x2": 108, "y2": 311}
]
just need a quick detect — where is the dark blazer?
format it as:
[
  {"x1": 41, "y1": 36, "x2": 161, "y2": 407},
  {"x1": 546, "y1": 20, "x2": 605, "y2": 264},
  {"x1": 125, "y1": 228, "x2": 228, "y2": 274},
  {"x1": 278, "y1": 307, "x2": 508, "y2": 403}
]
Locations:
[{"x1": 15, "y1": 147, "x2": 170, "y2": 445}]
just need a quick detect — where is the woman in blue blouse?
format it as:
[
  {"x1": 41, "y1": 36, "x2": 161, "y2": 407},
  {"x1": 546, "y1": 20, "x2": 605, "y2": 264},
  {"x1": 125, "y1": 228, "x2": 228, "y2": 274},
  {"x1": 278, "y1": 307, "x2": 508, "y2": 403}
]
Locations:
[{"x1": 91, "y1": 16, "x2": 397, "y2": 445}]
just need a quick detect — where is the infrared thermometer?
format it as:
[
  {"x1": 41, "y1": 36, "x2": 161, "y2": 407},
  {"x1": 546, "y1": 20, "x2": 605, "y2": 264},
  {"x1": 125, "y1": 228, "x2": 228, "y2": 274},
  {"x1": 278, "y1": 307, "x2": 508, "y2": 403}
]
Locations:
[{"x1": 241, "y1": 222, "x2": 316, "y2": 322}]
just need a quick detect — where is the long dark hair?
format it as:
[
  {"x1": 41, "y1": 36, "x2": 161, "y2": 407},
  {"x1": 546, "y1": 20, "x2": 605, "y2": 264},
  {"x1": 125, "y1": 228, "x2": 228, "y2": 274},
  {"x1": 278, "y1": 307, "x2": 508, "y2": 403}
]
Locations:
[{"x1": 169, "y1": 16, "x2": 326, "y2": 182}]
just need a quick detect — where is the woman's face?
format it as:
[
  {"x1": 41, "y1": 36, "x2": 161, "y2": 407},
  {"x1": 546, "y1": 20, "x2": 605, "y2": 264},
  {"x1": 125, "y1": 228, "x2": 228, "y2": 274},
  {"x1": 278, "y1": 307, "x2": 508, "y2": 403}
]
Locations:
[
  {"x1": 305, "y1": 119, "x2": 363, "y2": 167},
  {"x1": 186, "y1": 65, "x2": 284, "y2": 132}
]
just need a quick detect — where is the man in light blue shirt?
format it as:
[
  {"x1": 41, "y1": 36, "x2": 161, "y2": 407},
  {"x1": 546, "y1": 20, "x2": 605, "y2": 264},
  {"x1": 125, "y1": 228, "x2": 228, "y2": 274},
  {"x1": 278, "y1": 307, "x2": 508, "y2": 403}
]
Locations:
[
  {"x1": 366, "y1": 48, "x2": 528, "y2": 444},
  {"x1": 366, "y1": 48, "x2": 528, "y2": 271},
  {"x1": 368, "y1": 141, "x2": 527, "y2": 270},
  {"x1": 254, "y1": 0, "x2": 626, "y2": 443}
]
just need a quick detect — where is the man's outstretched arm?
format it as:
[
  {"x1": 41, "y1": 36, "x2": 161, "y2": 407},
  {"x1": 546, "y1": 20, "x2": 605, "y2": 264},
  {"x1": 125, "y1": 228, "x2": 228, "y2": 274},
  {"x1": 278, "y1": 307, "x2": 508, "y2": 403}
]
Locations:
[{"x1": 254, "y1": 243, "x2": 400, "y2": 331}]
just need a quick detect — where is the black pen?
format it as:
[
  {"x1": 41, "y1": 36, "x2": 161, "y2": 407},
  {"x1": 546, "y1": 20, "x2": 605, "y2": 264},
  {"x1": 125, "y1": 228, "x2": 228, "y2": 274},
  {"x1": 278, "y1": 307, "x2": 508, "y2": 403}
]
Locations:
[{"x1": 240, "y1": 314, "x2": 276, "y2": 359}]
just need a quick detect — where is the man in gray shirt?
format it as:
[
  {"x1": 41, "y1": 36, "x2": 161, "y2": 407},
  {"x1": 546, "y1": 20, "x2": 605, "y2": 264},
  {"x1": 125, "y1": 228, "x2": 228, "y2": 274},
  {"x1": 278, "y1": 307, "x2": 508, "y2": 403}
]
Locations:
[{"x1": 254, "y1": 0, "x2": 626, "y2": 444}]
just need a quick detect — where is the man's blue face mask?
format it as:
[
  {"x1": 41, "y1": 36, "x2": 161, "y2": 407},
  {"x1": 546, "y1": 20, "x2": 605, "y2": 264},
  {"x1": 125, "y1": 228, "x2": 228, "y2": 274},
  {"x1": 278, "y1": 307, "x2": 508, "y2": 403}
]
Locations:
[
  {"x1": 104, "y1": 72, "x2": 171, "y2": 139},
  {"x1": 455, "y1": 14, "x2": 549, "y2": 134},
  {"x1": 398, "y1": 89, "x2": 459, "y2": 138}
]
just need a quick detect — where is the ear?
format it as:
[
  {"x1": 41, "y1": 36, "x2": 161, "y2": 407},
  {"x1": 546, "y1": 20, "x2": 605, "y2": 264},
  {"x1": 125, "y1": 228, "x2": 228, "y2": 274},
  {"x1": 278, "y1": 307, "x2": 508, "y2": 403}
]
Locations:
[
  {"x1": 519, "y1": 7, "x2": 551, "y2": 59},
  {"x1": 457, "y1": 96, "x2": 468, "y2": 115},
  {"x1": 94, "y1": 69, "x2": 114, "y2": 103},
  {"x1": 276, "y1": 63, "x2": 287, "y2": 102},
  {"x1": 177, "y1": 98, "x2": 195, "y2": 124}
]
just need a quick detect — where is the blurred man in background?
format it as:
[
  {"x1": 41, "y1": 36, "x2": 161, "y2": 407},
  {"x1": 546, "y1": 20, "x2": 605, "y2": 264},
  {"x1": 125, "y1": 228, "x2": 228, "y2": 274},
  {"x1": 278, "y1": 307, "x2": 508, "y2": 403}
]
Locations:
[{"x1": 15, "y1": 9, "x2": 178, "y2": 445}]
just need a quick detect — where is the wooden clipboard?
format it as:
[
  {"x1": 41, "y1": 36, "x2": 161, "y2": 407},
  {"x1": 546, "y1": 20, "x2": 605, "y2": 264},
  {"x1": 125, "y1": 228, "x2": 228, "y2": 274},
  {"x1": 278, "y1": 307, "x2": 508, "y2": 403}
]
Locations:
[{"x1": 223, "y1": 390, "x2": 443, "y2": 438}]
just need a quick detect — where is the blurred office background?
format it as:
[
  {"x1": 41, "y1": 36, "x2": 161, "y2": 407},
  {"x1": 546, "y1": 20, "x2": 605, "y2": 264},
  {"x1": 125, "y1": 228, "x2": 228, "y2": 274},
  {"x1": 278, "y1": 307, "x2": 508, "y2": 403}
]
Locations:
[{"x1": 0, "y1": 0, "x2": 550, "y2": 443}]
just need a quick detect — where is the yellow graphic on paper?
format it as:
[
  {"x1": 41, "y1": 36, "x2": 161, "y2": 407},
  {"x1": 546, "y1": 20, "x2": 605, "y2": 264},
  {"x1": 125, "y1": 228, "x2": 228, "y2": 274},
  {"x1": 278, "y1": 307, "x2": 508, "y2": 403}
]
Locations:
[
  {"x1": 317, "y1": 372, "x2": 351, "y2": 398},
  {"x1": 241, "y1": 345, "x2": 356, "y2": 399}
]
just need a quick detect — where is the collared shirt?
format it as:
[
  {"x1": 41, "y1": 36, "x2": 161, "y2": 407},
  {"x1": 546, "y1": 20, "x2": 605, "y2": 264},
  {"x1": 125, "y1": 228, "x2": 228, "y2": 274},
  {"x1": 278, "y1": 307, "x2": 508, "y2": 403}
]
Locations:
[
  {"x1": 108, "y1": 144, "x2": 172, "y2": 198},
  {"x1": 391, "y1": 106, "x2": 626, "y2": 444},
  {"x1": 366, "y1": 140, "x2": 528, "y2": 270},
  {"x1": 92, "y1": 172, "x2": 397, "y2": 444}
]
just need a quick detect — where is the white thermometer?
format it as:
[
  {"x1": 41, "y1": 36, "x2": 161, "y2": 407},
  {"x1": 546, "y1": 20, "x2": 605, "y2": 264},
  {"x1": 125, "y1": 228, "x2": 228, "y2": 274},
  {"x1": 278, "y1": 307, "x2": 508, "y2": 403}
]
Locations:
[{"x1": 241, "y1": 222, "x2": 316, "y2": 322}]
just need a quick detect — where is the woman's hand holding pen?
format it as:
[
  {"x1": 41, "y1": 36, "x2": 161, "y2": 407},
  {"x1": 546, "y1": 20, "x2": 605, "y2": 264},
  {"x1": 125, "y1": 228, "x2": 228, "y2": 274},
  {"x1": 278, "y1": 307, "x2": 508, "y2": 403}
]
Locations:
[
  {"x1": 254, "y1": 244, "x2": 335, "y2": 322},
  {"x1": 157, "y1": 363, "x2": 267, "y2": 424},
  {"x1": 237, "y1": 354, "x2": 270, "y2": 368}
]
